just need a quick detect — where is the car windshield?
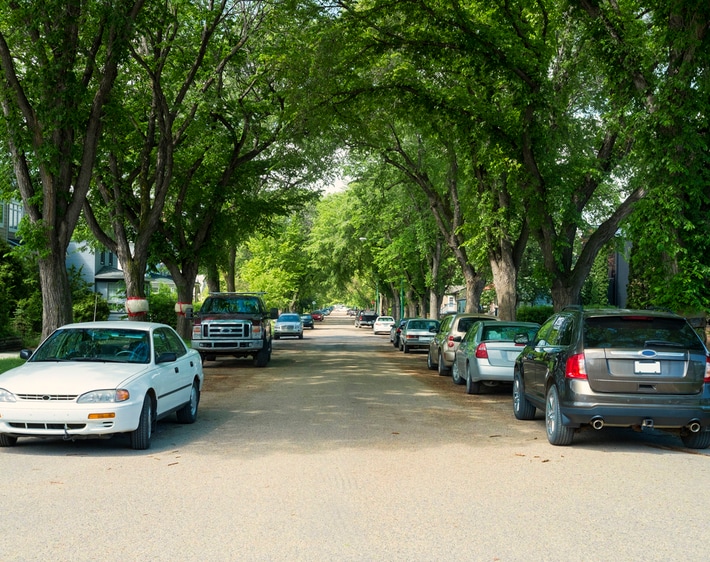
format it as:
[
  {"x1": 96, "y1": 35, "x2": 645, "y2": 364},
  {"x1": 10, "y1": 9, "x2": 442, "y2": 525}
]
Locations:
[
  {"x1": 279, "y1": 314, "x2": 301, "y2": 322},
  {"x1": 30, "y1": 328, "x2": 151, "y2": 364},
  {"x1": 202, "y1": 297, "x2": 260, "y2": 314},
  {"x1": 583, "y1": 316, "x2": 705, "y2": 350}
]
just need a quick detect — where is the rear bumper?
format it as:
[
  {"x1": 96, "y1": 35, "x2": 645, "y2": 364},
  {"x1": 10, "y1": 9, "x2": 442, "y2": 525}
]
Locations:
[{"x1": 560, "y1": 380, "x2": 710, "y2": 429}]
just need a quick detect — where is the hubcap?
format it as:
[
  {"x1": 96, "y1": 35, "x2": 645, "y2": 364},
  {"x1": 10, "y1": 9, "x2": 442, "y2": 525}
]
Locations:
[{"x1": 546, "y1": 391, "x2": 557, "y2": 435}]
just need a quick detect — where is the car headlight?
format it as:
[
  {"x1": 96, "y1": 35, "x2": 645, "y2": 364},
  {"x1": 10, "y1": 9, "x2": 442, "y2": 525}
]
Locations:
[
  {"x1": 77, "y1": 389, "x2": 130, "y2": 403},
  {"x1": 0, "y1": 388, "x2": 17, "y2": 403}
]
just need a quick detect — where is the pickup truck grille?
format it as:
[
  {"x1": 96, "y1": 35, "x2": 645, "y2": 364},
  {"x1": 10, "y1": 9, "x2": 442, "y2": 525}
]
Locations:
[{"x1": 203, "y1": 321, "x2": 250, "y2": 339}]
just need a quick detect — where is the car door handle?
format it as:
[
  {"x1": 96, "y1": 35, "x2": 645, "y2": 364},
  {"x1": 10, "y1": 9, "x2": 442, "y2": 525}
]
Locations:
[{"x1": 174, "y1": 367, "x2": 179, "y2": 373}]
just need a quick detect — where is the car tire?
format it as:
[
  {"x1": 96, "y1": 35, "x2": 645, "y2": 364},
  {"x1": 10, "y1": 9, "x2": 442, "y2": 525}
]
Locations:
[
  {"x1": 176, "y1": 381, "x2": 200, "y2": 424},
  {"x1": 0, "y1": 434, "x2": 18, "y2": 447},
  {"x1": 451, "y1": 360, "x2": 464, "y2": 385},
  {"x1": 545, "y1": 385, "x2": 574, "y2": 446},
  {"x1": 466, "y1": 365, "x2": 482, "y2": 395},
  {"x1": 512, "y1": 372, "x2": 535, "y2": 419},
  {"x1": 437, "y1": 354, "x2": 449, "y2": 376},
  {"x1": 130, "y1": 395, "x2": 154, "y2": 450},
  {"x1": 299, "y1": 333, "x2": 303, "y2": 339},
  {"x1": 680, "y1": 429, "x2": 710, "y2": 449},
  {"x1": 426, "y1": 350, "x2": 437, "y2": 370},
  {"x1": 403, "y1": 343, "x2": 409, "y2": 353},
  {"x1": 254, "y1": 341, "x2": 270, "y2": 367}
]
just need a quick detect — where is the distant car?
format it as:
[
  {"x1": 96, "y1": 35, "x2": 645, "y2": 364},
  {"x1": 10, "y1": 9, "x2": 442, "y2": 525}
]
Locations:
[
  {"x1": 514, "y1": 307, "x2": 710, "y2": 448},
  {"x1": 453, "y1": 320, "x2": 539, "y2": 394},
  {"x1": 399, "y1": 318, "x2": 440, "y2": 353},
  {"x1": 355, "y1": 311, "x2": 378, "y2": 328},
  {"x1": 390, "y1": 318, "x2": 411, "y2": 348},
  {"x1": 0, "y1": 321, "x2": 204, "y2": 450},
  {"x1": 274, "y1": 313, "x2": 304, "y2": 339},
  {"x1": 372, "y1": 316, "x2": 395, "y2": 335},
  {"x1": 300, "y1": 314, "x2": 315, "y2": 329},
  {"x1": 428, "y1": 313, "x2": 498, "y2": 376},
  {"x1": 311, "y1": 311, "x2": 324, "y2": 321}
]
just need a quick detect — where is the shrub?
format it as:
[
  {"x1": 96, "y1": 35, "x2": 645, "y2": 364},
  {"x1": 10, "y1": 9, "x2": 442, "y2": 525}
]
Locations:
[{"x1": 516, "y1": 305, "x2": 554, "y2": 325}]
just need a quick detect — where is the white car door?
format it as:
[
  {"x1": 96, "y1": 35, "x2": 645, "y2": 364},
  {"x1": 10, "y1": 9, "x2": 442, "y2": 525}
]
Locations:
[{"x1": 151, "y1": 327, "x2": 196, "y2": 415}]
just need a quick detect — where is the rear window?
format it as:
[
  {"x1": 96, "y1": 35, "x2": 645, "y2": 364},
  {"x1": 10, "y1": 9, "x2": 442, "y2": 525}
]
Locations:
[
  {"x1": 583, "y1": 316, "x2": 705, "y2": 350},
  {"x1": 482, "y1": 325, "x2": 538, "y2": 341},
  {"x1": 457, "y1": 317, "x2": 481, "y2": 333}
]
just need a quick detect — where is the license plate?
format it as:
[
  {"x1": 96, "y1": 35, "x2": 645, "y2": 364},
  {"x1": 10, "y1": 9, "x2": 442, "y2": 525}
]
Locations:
[{"x1": 635, "y1": 360, "x2": 661, "y2": 374}]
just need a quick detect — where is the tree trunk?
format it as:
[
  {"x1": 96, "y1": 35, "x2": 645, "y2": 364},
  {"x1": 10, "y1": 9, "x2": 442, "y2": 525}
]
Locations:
[
  {"x1": 551, "y1": 279, "x2": 580, "y2": 312},
  {"x1": 490, "y1": 251, "x2": 518, "y2": 321},
  {"x1": 206, "y1": 259, "x2": 220, "y2": 293},
  {"x1": 39, "y1": 250, "x2": 73, "y2": 339},
  {"x1": 226, "y1": 246, "x2": 237, "y2": 292},
  {"x1": 164, "y1": 260, "x2": 200, "y2": 340},
  {"x1": 462, "y1": 262, "x2": 486, "y2": 313}
]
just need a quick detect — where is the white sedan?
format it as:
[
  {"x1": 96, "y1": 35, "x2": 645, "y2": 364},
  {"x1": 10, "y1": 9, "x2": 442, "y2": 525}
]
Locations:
[
  {"x1": 372, "y1": 316, "x2": 395, "y2": 335},
  {"x1": 0, "y1": 321, "x2": 204, "y2": 450}
]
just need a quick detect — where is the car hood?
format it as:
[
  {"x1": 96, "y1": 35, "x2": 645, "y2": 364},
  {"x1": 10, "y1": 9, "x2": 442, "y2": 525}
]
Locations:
[{"x1": 0, "y1": 361, "x2": 146, "y2": 394}]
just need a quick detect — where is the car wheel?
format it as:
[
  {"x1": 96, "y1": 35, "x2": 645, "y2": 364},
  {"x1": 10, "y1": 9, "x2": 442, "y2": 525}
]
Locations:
[
  {"x1": 299, "y1": 333, "x2": 303, "y2": 339},
  {"x1": 545, "y1": 385, "x2": 574, "y2": 446},
  {"x1": 0, "y1": 434, "x2": 18, "y2": 447},
  {"x1": 680, "y1": 429, "x2": 710, "y2": 449},
  {"x1": 426, "y1": 350, "x2": 437, "y2": 370},
  {"x1": 403, "y1": 343, "x2": 409, "y2": 353},
  {"x1": 437, "y1": 354, "x2": 449, "y2": 376},
  {"x1": 451, "y1": 360, "x2": 464, "y2": 385},
  {"x1": 176, "y1": 381, "x2": 200, "y2": 424},
  {"x1": 466, "y1": 364, "x2": 482, "y2": 395},
  {"x1": 393, "y1": 337, "x2": 399, "y2": 348},
  {"x1": 130, "y1": 395, "x2": 154, "y2": 450},
  {"x1": 512, "y1": 372, "x2": 535, "y2": 419},
  {"x1": 254, "y1": 341, "x2": 270, "y2": 367}
]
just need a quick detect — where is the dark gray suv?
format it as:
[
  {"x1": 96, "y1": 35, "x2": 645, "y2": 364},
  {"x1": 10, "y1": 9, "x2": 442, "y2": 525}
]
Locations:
[{"x1": 513, "y1": 307, "x2": 710, "y2": 448}]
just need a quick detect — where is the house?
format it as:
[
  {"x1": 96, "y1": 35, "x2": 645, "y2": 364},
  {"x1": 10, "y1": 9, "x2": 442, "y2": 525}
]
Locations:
[{"x1": 0, "y1": 200, "x2": 23, "y2": 247}]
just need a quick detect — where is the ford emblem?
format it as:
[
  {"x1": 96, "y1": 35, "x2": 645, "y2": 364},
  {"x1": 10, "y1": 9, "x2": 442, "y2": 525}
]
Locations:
[{"x1": 640, "y1": 349, "x2": 657, "y2": 357}]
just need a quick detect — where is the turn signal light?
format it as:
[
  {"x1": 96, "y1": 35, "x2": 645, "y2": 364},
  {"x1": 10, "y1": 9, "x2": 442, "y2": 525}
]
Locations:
[{"x1": 88, "y1": 413, "x2": 116, "y2": 420}]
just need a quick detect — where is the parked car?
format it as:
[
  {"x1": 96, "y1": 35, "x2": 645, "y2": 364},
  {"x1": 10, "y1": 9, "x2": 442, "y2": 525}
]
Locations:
[
  {"x1": 355, "y1": 311, "x2": 378, "y2": 328},
  {"x1": 453, "y1": 320, "x2": 539, "y2": 394},
  {"x1": 513, "y1": 307, "x2": 710, "y2": 448},
  {"x1": 0, "y1": 321, "x2": 204, "y2": 450},
  {"x1": 311, "y1": 311, "x2": 324, "y2": 321},
  {"x1": 274, "y1": 313, "x2": 304, "y2": 339},
  {"x1": 300, "y1": 314, "x2": 315, "y2": 329},
  {"x1": 428, "y1": 313, "x2": 498, "y2": 376},
  {"x1": 399, "y1": 318, "x2": 440, "y2": 353},
  {"x1": 390, "y1": 318, "x2": 411, "y2": 348},
  {"x1": 373, "y1": 315, "x2": 395, "y2": 335}
]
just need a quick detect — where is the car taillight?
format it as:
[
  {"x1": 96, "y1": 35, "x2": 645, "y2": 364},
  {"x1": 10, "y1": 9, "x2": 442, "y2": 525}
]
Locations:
[
  {"x1": 565, "y1": 353, "x2": 588, "y2": 379},
  {"x1": 704, "y1": 356, "x2": 710, "y2": 384},
  {"x1": 475, "y1": 343, "x2": 488, "y2": 359},
  {"x1": 447, "y1": 335, "x2": 455, "y2": 348}
]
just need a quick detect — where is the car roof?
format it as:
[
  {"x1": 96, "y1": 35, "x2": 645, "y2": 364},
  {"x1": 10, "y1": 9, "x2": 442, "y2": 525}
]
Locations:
[{"x1": 59, "y1": 321, "x2": 167, "y2": 332}]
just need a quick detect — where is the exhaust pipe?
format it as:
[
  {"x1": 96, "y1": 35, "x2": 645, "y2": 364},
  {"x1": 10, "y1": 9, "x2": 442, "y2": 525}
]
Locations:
[
  {"x1": 688, "y1": 420, "x2": 701, "y2": 433},
  {"x1": 590, "y1": 417, "x2": 604, "y2": 430}
]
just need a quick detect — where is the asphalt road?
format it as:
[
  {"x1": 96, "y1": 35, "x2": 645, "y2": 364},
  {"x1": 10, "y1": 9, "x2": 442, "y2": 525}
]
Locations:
[{"x1": 1, "y1": 312, "x2": 709, "y2": 561}]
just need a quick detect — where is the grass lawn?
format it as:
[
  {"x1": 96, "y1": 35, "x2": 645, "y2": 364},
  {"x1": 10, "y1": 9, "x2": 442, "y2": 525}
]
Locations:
[{"x1": 0, "y1": 357, "x2": 25, "y2": 374}]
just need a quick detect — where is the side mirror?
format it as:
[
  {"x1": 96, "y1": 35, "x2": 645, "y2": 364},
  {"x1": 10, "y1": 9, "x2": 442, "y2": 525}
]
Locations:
[{"x1": 156, "y1": 352, "x2": 177, "y2": 364}]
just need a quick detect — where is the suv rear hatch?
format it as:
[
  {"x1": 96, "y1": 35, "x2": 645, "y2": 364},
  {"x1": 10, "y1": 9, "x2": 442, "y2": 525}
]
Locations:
[{"x1": 582, "y1": 315, "x2": 708, "y2": 394}]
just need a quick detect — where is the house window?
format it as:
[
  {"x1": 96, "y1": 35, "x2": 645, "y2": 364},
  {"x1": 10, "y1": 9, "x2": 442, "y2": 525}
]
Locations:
[
  {"x1": 108, "y1": 252, "x2": 113, "y2": 266},
  {"x1": 7, "y1": 202, "x2": 22, "y2": 232},
  {"x1": 100, "y1": 251, "x2": 105, "y2": 265}
]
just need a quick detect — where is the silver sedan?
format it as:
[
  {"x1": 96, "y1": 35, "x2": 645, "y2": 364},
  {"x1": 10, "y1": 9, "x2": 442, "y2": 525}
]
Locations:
[{"x1": 453, "y1": 320, "x2": 539, "y2": 394}]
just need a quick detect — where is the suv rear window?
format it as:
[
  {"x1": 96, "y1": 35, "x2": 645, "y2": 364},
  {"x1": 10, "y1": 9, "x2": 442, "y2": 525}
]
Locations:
[{"x1": 583, "y1": 315, "x2": 705, "y2": 350}]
